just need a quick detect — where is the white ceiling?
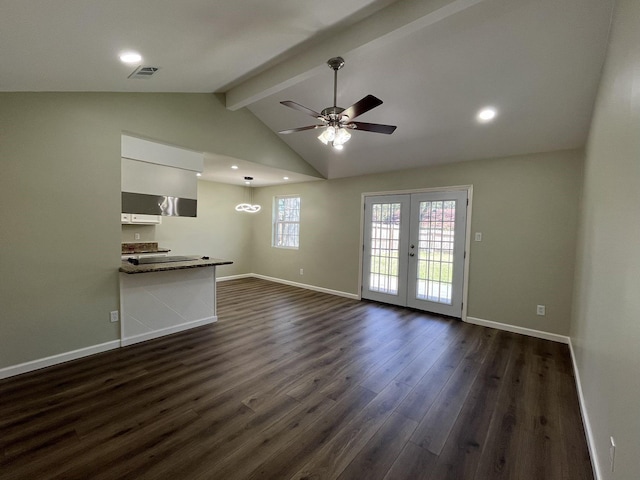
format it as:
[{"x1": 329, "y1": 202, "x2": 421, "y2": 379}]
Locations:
[
  {"x1": 0, "y1": 0, "x2": 614, "y2": 182},
  {"x1": 202, "y1": 153, "x2": 322, "y2": 187}
]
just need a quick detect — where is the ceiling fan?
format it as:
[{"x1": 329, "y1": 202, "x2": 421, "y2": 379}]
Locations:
[{"x1": 278, "y1": 57, "x2": 397, "y2": 150}]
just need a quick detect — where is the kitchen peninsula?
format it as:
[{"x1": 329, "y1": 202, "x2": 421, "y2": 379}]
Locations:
[{"x1": 119, "y1": 256, "x2": 232, "y2": 346}]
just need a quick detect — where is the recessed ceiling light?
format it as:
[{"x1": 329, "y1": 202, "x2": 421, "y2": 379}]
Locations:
[
  {"x1": 283, "y1": 176, "x2": 289, "y2": 180},
  {"x1": 119, "y1": 51, "x2": 142, "y2": 64},
  {"x1": 231, "y1": 165, "x2": 239, "y2": 170},
  {"x1": 196, "y1": 172, "x2": 202, "y2": 177},
  {"x1": 477, "y1": 107, "x2": 497, "y2": 123}
]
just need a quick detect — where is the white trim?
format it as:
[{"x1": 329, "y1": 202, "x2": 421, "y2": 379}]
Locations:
[
  {"x1": 568, "y1": 339, "x2": 601, "y2": 480},
  {"x1": 217, "y1": 273, "x2": 253, "y2": 282},
  {"x1": 120, "y1": 317, "x2": 216, "y2": 347},
  {"x1": 464, "y1": 316, "x2": 569, "y2": 344},
  {"x1": 0, "y1": 340, "x2": 121, "y2": 380},
  {"x1": 361, "y1": 184, "x2": 474, "y2": 197},
  {"x1": 251, "y1": 274, "x2": 360, "y2": 300},
  {"x1": 461, "y1": 187, "x2": 473, "y2": 321}
]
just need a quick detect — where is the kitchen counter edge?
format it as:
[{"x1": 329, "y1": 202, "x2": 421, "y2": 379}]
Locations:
[{"x1": 119, "y1": 258, "x2": 233, "y2": 274}]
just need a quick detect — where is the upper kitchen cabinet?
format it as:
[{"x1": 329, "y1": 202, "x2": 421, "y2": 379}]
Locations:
[{"x1": 121, "y1": 135, "x2": 203, "y2": 218}]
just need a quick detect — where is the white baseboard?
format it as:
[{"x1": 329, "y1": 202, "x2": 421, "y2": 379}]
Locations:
[
  {"x1": 216, "y1": 273, "x2": 359, "y2": 300},
  {"x1": 250, "y1": 273, "x2": 360, "y2": 300},
  {"x1": 568, "y1": 339, "x2": 601, "y2": 480},
  {"x1": 464, "y1": 316, "x2": 570, "y2": 344},
  {"x1": 0, "y1": 340, "x2": 121, "y2": 380},
  {"x1": 120, "y1": 316, "x2": 216, "y2": 347},
  {"x1": 217, "y1": 273, "x2": 252, "y2": 282}
]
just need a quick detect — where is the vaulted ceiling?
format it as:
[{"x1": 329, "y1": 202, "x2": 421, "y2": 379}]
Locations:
[{"x1": 1, "y1": 0, "x2": 614, "y2": 181}]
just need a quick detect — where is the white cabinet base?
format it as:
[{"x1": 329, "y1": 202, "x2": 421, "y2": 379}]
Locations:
[{"x1": 119, "y1": 267, "x2": 217, "y2": 346}]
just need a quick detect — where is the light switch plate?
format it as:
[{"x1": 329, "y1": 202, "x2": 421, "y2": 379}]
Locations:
[{"x1": 474, "y1": 232, "x2": 482, "y2": 242}]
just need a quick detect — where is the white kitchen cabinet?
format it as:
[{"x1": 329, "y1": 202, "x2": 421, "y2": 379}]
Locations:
[
  {"x1": 131, "y1": 214, "x2": 162, "y2": 224},
  {"x1": 121, "y1": 213, "x2": 162, "y2": 225}
]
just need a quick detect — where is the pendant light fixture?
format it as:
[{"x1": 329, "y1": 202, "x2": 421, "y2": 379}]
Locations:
[{"x1": 235, "y1": 177, "x2": 261, "y2": 213}]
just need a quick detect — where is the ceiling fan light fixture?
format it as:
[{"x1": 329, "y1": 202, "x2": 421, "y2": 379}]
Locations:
[
  {"x1": 318, "y1": 126, "x2": 336, "y2": 145},
  {"x1": 333, "y1": 128, "x2": 351, "y2": 146}
]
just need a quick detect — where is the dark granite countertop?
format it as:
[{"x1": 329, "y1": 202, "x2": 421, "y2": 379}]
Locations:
[
  {"x1": 121, "y1": 249, "x2": 171, "y2": 256},
  {"x1": 119, "y1": 257, "x2": 233, "y2": 274}
]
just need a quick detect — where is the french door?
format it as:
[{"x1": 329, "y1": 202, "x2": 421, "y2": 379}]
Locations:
[{"x1": 362, "y1": 189, "x2": 468, "y2": 317}]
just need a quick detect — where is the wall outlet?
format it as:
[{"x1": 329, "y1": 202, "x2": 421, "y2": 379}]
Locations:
[
  {"x1": 110, "y1": 310, "x2": 119, "y2": 323},
  {"x1": 299, "y1": 268, "x2": 304, "y2": 275},
  {"x1": 609, "y1": 436, "x2": 616, "y2": 472},
  {"x1": 134, "y1": 233, "x2": 141, "y2": 240},
  {"x1": 474, "y1": 232, "x2": 482, "y2": 242},
  {"x1": 536, "y1": 305, "x2": 546, "y2": 316}
]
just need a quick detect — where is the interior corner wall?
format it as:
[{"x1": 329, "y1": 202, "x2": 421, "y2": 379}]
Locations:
[
  {"x1": 570, "y1": 0, "x2": 640, "y2": 478},
  {"x1": 0, "y1": 92, "x2": 312, "y2": 370},
  {"x1": 250, "y1": 149, "x2": 583, "y2": 336}
]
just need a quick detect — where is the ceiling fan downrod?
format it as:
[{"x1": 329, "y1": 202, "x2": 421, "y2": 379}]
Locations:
[
  {"x1": 327, "y1": 57, "x2": 344, "y2": 108},
  {"x1": 322, "y1": 57, "x2": 346, "y2": 123}
]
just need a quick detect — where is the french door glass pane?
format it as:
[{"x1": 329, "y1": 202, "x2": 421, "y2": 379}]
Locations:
[
  {"x1": 369, "y1": 202, "x2": 401, "y2": 295},
  {"x1": 416, "y1": 200, "x2": 456, "y2": 304}
]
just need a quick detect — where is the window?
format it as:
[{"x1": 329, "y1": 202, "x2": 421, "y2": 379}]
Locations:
[{"x1": 273, "y1": 195, "x2": 300, "y2": 249}]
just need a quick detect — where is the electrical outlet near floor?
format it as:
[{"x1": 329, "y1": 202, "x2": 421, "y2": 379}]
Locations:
[
  {"x1": 609, "y1": 436, "x2": 616, "y2": 472},
  {"x1": 110, "y1": 310, "x2": 119, "y2": 323},
  {"x1": 134, "y1": 233, "x2": 141, "y2": 240},
  {"x1": 536, "y1": 305, "x2": 546, "y2": 316},
  {"x1": 299, "y1": 268, "x2": 304, "y2": 275}
]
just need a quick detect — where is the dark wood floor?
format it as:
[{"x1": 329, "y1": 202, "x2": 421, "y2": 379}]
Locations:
[{"x1": 0, "y1": 278, "x2": 593, "y2": 480}]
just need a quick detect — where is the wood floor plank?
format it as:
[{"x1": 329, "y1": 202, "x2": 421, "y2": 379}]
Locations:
[
  {"x1": 426, "y1": 330, "x2": 513, "y2": 480},
  {"x1": 410, "y1": 357, "x2": 483, "y2": 455},
  {"x1": 289, "y1": 380, "x2": 413, "y2": 480},
  {"x1": 473, "y1": 334, "x2": 533, "y2": 480},
  {"x1": 0, "y1": 278, "x2": 593, "y2": 480},
  {"x1": 243, "y1": 385, "x2": 377, "y2": 480},
  {"x1": 336, "y1": 412, "x2": 418, "y2": 480},
  {"x1": 396, "y1": 322, "x2": 481, "y2": 422},
  {"x1": 383, "y1": 442, "x2": 438, "y2": 480}
]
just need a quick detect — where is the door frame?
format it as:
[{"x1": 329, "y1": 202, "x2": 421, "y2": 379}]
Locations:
[{"x1": 358, "y1": 185, "x2": 473, "y2": 321}]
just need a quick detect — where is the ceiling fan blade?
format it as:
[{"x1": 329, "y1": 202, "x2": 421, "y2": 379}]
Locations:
[
  {"x1": 341, "y1": 95, "x2": 383, "y2": 120},
  {"x1": 280, "y1": 101, "x2": 324, "y2": 119},
  {"x1": 350, "y1": 121, "x2": 397, "y2": 134},
  {"x1": 279, "y1": 125, "x2": 323, "y2": 134}
]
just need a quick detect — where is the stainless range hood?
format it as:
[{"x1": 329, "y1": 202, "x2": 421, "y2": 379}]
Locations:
[
  {"x1": 121, "y1": 192, "x2": 197, "y2": 217},
  {"x1": 121, "y1": 135, "x2": 203, "y2": 218}
]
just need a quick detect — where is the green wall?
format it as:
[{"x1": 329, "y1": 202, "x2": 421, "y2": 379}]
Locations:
[
  {"x1": 571, "y1": 0, "x2": 640, "y2": 477},
  {"x1": 0, "y1": 92, "x2": 315, "y2": 369},
  {"x1": 251, "y1": 149, "x2": 583, "y2": 336},
  {"x1": 0, "y1": 91, "x2": 583, "y2": 376}
]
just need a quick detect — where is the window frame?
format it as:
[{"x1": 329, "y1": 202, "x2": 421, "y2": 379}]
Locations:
[{"x1": 272, "y1": 195, "x2": 301, "y2": 249}]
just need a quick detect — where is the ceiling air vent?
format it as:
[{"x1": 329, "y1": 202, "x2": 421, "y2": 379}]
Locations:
[{"x1": 128, "y1": 66, "x2": 160, "y2": 79}]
